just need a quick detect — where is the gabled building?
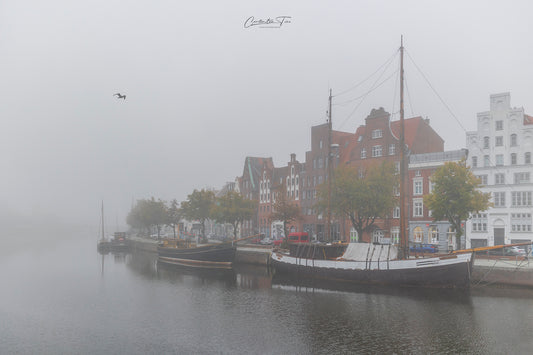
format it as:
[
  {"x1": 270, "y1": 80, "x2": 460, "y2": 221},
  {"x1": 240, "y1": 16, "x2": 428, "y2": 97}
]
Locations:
[
  {"x1": 340, "y1": 107, "x2": 445, "y2": 243},
  {"x1": 240, "y1": 156, "x2": 273, "y2": 236},
  {"x1": 300, "y1": 123, "x2": 352, "y2": 240},
  {"x1": 465, "y1": 93, "x2": 533, "y2": 248}
]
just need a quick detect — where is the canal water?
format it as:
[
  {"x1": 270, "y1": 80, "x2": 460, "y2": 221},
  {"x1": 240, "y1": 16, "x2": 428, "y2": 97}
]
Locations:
[{"x1": 2, "y1": 233, "x2": 533, "y2": 354}]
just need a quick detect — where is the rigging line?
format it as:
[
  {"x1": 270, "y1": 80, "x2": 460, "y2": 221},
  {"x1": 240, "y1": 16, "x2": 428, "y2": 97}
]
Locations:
[
  {"x1": 337, "y1": 69, "x2": 399, "y2": 130},
  {"x1": 405, "y1": 49, "x2": 467, "y2": 132},
  {"x1": 404, "y1": 76, "x2": 415, "y2": 117},
  {"x1": 333, "y1": 49, "x2": 399, "y2": 97},
  {"x1": 334, "y1": 69, "x2": 399, "y2": 107},
  {"x1": 387, "y1": 65, "x2": 400, "y2": 135}
]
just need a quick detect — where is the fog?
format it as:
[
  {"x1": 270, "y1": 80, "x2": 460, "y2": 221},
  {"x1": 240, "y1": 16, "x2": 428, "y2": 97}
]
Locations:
[{"x1": 2, "y1": 0, "x2": 532, "y2": 232}]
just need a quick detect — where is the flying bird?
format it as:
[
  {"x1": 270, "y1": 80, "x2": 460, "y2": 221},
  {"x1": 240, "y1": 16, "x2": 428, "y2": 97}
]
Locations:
[{"x1": 113, "y1": 93, "x2": 126, "y2": 100}]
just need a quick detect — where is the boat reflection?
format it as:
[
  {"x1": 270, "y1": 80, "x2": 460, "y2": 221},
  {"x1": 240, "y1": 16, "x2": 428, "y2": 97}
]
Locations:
[{"x1": 271, "y1": 273, "x2": 472, "y2": 304}]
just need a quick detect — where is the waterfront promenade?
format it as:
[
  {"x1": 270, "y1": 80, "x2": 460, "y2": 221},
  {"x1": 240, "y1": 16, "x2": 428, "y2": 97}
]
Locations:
[{"x1": 127, "y1": 237, "x2": 533, "y2": 288}]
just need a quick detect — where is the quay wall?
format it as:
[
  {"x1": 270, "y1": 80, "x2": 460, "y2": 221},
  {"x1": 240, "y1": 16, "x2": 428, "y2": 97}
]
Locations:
[
  {"x1": 472, "y1": 258, "x2": 533, "y2": 288},
  {"x1": 128, "y1": 237, "x2": 158, "y2": 253},
  {"x1": 235, "y1": 246, "x2": 271, "y2": 266}
]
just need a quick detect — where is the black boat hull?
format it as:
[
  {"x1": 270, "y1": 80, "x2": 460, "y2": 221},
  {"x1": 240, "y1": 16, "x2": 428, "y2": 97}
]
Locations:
[
  {"x1": 158, "y1": 243, "x2": 236, "y2": 269},
  {"x1": 270, "y1": 253, "x2": 472, "y2": 288}
]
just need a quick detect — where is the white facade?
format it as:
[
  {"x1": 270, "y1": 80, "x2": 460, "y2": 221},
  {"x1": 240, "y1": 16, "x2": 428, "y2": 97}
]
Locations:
[{"x1": 465, "y1": 93, "x2": 533, "y2": 247}]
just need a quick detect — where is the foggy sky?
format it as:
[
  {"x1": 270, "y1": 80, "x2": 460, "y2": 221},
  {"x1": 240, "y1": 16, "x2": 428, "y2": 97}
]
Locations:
[{"x1": 1, "y1": 0, "x2": 532, "y2": 230}]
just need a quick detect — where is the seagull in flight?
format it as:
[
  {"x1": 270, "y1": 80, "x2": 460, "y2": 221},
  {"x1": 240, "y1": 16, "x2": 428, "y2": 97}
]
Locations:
[{"x1": 113, "y1": 93, "x2": 126, "y2": 100}]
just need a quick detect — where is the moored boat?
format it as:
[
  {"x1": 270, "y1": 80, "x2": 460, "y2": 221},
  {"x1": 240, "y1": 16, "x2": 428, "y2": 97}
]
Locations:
[
  {"x1": 271, "y1": 243, "x2": 473, "y2": 288},
  {"x1": 97, "y1": 232, "x2": 129, "y2": 253},
  {"x1": 271, "y1": 38, "x2": 473, "y2": 288},
  {"x1": 157, "y1": 239, "x2": 236, "y2": 269}
]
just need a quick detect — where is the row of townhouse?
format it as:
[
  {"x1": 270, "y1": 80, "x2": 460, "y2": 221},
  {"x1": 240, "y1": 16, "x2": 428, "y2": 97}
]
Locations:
[{"x1": 231, "y1": 92, "x2": 532, "y2": 249}]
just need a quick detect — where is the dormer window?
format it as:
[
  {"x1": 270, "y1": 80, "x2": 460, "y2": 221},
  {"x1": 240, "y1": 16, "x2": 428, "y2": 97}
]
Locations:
[{"x1": 372, "y1": 129, "x2": 383, "y2": 139}]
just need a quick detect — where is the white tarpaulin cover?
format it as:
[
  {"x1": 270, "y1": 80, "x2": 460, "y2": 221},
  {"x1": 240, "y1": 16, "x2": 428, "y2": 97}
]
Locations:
[{"x1": 339, "y1": 243, "x2": 398, "y2": 262}]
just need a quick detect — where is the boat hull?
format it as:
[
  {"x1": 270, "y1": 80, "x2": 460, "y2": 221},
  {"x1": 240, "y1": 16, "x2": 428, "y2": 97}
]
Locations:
[
  {"x1": 97, "y1": 241, "x2": 128, "y2": 253},
  {"x1": 270, "y1": 251, "x2": 472, "y2": 288},
  {"x1": 158, "y1": 243, "x2": 236, "y2": 269}
]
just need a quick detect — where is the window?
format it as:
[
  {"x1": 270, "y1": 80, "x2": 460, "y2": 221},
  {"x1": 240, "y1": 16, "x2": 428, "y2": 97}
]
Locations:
[
  {"x1": 511, "y1": 213, "x2": 532, "y2": 232},
  {"x1": 372, "y1": 129, "x2": 383, "y2": 139},
  {"x1": 496, "y1": 120, "x2": 503, "y2": 130},
  {"x1": 413, "y1": 179, "x2": 423, "y2": 195},
  {"x1": 413, "y1": 227, "x2": 423, "y2": 243},
  {"x1": 514, "y1": 172, "x2": 530, "y2": 184},
  {"x1": 428, "y1": 181, "x2": 435, "y2": 193},
  {"x1": 495, "y1": 173, "x2": 505, "y2": 185},
  {"x1": 472, "y1": 156, "x2": 477, "y2": 168},
  {"x1": 429, "y1": 226, "x2": 438, "y2": 244},
  {"x1": 413, "y1": 199, "x2": 423, "y2": 217},
  {"x1": 494, "y1": 192, "x2": 505, "y2": 207},
  {"x1": 360, "y1": 148, "x2": 366, "y2": 159},
  {"x1": 510, "y1": 134, "x2": 517, "y2": 147},
  {"x1": 415, "y1": 170, "x2": 421, "y2": 177},
  {"x1": 495, "y1": 136, "x2": 503, "y2": 146},
  {"x1": 511, "y1": 153, "x2": 517, "y2": 165},
  {"x1": 372, "y1": 229, "x2": 384, "y2": 243},
  {"x1": 496, "y1": 154, "x2": 503, "y2": 166},
  {"x1": 471, "y1": 214, "x2": 488, "y2": 232},
  {"x1": 484, "y1": 155, "x2": 490, "y2": 167},
  {"x1": 372, "y1": 145, "x2": 382, "y2": 157},
  {"x1": 389, "y1": 144, "x2": 395, "y2": 155},
  {"x1": 319, "y1": 140, "x2": 323, "y2": 149},
  {"x1": 477, "y1": 175, "x2": 488, "y2": 185},
  {"x1": 512, "y1": 191, "x2": 532, "y2": 207},
  {"x1": 390, "y1": 228, "x2": 400, "y2": 244},
  {"x1": 526, "y1": 152, "x2": 531, "y2": 164},
  {"x1": 393, "y1": 206, "x2": 400, "y2": 218},
  {"x1": 483, "y1": 136, "x2": 490, "y2": 149},
  {"x1": 350, "y1": 228, "x2": 359, "y2": 242}
]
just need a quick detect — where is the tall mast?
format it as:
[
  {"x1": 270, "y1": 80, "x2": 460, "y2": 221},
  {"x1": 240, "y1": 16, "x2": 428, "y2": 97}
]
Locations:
[
  {"x1": 101, "y1": 201, "x2": 105, "y2": 242},
  {"x1": 326, "y1": 89, "x2": 333, "y2": 242},
  {"x1": 399, "y1": 36, "x2": 408, "y2": 259}
]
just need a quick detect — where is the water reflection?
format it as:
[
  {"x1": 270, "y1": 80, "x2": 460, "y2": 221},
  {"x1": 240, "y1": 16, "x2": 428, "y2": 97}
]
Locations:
[{"x1": 271, "y1": 273, "x2": 472, "y2": 304}]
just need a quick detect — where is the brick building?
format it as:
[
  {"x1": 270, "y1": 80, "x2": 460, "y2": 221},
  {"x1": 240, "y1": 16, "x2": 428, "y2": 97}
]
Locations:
[{"x1": 340, "y1": 107, "x2": 444, "y2": 243}]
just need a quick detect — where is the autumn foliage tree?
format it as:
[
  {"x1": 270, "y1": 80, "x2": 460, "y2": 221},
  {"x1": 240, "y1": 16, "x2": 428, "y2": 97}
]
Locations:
[
  {"x1": 126, "y1": 197, "x2": 168, "y2": 238},
  {"x1": 424, "y1": 160, "x2": 492, "y2": 249},
  {"x1": 317, "y1": 162, "x2": 397, "y2": 241},
  {"x1": 212, "y1": 191, "x2": 256, "y2": 239},
  {"x1": 269, "y1": 183, "x2": 301, "y2": 239},
  {"x1": 180, "y1": 189, "x2": 216, "y2": 238}
]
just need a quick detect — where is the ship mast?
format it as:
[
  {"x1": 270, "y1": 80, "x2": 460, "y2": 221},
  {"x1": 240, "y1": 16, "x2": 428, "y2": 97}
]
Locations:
[
  {"x1": 399, "y1": 36, "x2": 408, "y2": 259},
  {"x1": 326, "y1": 89, "x2": 333, "y2": 242},
  {"x1": 101, "y1": 201, "x2": 105, "y2": 242}
]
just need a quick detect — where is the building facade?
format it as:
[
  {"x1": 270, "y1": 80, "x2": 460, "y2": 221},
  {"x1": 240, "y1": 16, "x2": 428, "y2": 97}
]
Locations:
[
  {"x1": 408, "y1": 149, "x2": 468, "y2": 252},
  {"x1": 465, "y1": 93, "x2": 533, "y2": 248},
  {"x1": 341, "y1": 107, "x2": 445, "y2": 243}
]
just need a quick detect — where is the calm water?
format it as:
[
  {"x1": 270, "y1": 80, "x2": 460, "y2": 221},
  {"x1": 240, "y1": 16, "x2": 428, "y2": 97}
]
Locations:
[{"x1": 2, "y1": 235, "x2": 533, "y2": 354}]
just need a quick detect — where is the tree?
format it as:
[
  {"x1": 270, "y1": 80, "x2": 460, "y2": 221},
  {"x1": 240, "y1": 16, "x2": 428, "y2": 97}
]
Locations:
[
  {"x1": 166, "y1": 199, "x2": 182, "y2": 238},
  {"x1": 269, "y1": 183, "x2": 301, "y2": 239},
  {"x1": 180, "y1": 189, "x2": 216, "y2": 239},
  {"x1": 126, "y1": 198, "x2": 168, "y2": 239},
  {"x1": 212, "y1": 191, "x2": 256, "y2": 239},
  {"x1": 424, "y1": 160, "x2": 492, "y2": 249},
  {"x1": 317, "y1": 162, "x2": 397, "y2": 241}
]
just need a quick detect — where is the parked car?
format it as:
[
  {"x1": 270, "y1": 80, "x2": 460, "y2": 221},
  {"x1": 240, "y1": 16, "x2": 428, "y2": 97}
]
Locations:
[
  {"x1": 410, "y1": 244, "x2": 438, "y2": 253},
  {"x1": 487, "y1": 247, "x2": 525, "y2": 256},
  {"x1": 287, "y1": 232, "x2": 310, "y2": 244},
  {"x1": 273, "y1": 239, "x2": 284, "y2": 247},
  {"x1": 260, "y1": 238, "x2": 273, "y2": 245}
]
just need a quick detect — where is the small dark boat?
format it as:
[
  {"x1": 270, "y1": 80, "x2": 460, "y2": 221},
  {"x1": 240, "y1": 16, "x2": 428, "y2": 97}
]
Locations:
[
  {"x1": 97, "y1": 232, "x2": 129, "y2": 253},
  {"x1": 157, "y1": 239, "x2": 236, "y2": 269}
]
